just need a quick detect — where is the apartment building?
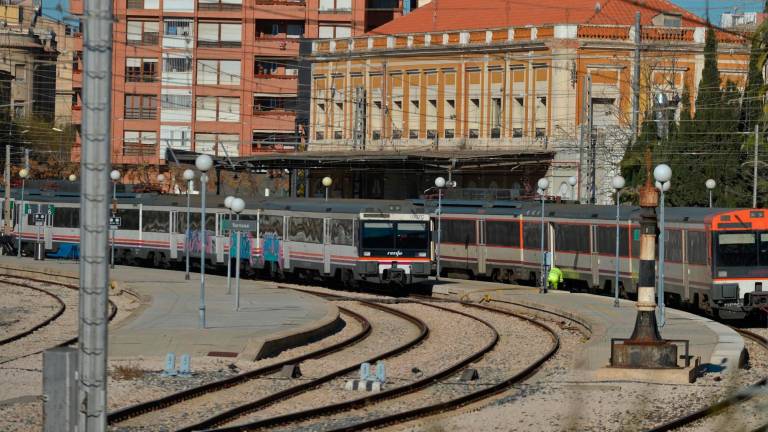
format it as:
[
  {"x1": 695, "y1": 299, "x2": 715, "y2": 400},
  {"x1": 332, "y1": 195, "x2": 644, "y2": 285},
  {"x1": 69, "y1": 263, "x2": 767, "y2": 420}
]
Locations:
[
  {"x1": 307, "y1": 0, "x2": 750, "y2": 202},
  {"x1": 68, "y1": 0, "x2": 420, "y2": 168}
]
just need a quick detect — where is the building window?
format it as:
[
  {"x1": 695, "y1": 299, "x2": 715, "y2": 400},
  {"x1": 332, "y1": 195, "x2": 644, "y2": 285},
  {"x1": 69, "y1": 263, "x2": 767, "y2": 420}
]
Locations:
[
  {"x1": 126, "y1": 58, "x2": 158, "y2": 82},
  {"x1": 196, "y1": 60, "x2": 240, "y2": 85},
  {"x1": 535, "y1": 127, "x2": 546, "y2": 138},
  {"x1": 160, "y1": 93, "x2": 192, "y2": 122},
  {"x1": 127, "y1": 20, "x2": 160, "y2": 45},
  {"x1": 123, "y1": 131, "x2": 158, "y2": 156},
  {"x1": 444, "y1": 99, "x2": 455, "y2": 138},
  {"x1": 408, "y1": 99, "x2": 419, "y2": 139},
  {"x1": 367, "y1": 0, "x2": 398, "y2": 9},
  {"x1": 14, "y1": 64, "x2": 24, "y2": 81},
  {"x1": 198, "y1": 0, "x2": 241, "y2": 11},
  {"x1": 255, "y1": 20, "x2": 304, "y2": 38},
  {"x1": 468, "y1": 98, "x2": 480, "y2": 137},
  {"x1": 195, "y1": 133, "x2": 240, "y2": 157},
  {"x1": 125, "y1": 94, "x2": 158, "y2": 119},
  {"x1": 319, "y1": 0, "x2": 351, "y2": 11},
  {"x1": 13, "y1": 101, "x2": 25, "y2": 119},
  {"x1": 318, "y1": 24, "x2": 351, "y2": 38},
  {"x1": 253, "y1": 131, "x2": 296, "y2": 151},
  {"x1": 513, "y1": 128, "x2": 523, "y2": 138},
  {"x1": 253, "y1": 95, "x2": 295, "y2": 113},
  {"x1": 196, "y1": 96, "x2": 240, "y2": 122},
  {"x1": 198, "y1": 22, "x2": 242, "y2": 48},
  {"x1": 128, "y1": 0, "x2": 159, "y2": 8},
  {"x1": 254, "y1": 58, "x2": 298, "y2": 77},
  {"x1": 164, "y1": 19, "x2": 191, "y2": 38}
]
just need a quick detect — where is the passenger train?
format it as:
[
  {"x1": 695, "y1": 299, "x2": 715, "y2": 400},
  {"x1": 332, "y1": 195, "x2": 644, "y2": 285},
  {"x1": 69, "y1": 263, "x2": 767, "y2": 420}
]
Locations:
[
  {"x1": 10, "y1": 190, "x2": 768, "y2": 320},
  {"x1": 426, "y1": 200, "x2": 768, "y2": 321},
  {"x1": 12, "y1": 192, "x2": 432, "y2": 287}
]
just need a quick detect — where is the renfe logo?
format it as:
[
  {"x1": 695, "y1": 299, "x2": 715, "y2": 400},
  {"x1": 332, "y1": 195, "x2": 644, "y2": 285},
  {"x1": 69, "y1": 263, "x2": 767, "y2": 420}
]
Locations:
[{"x1": 387, "y1": 250, "x2": 404, "y2": 257}]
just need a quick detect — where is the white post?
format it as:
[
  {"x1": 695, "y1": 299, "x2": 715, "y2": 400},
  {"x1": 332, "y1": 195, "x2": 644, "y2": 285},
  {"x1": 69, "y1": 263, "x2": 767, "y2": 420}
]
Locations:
[
  {"x1": 658, "y1": 188, "x2": 666, "y2": 327},
  {"x1": 235, "y1": 229, "x2": 241, "y2": 311},
  {"x1": 185, "y1": 181, "x2": 191, "y2": 280},
  {"x1": 226, "y1": 210, "x2": 232, "y2": 295},
  {"x1": 17, "y1": 178, "x2": 23, "y2": 257},
  {"x1": 436, "y1": 187, "x2": 442, "y2": 280},
  {"x1": 111, "y1": 181, "x2": 116, "y2": 269},
  {"x1": 614, "y1": 190, "x2": 621, "y2": 307},
  {"x1": 199, "y1": 173, "x2": 207, "y2": 329},
  {"x1": 754, "y1": 124, "x2": 759, "y2": 209}
]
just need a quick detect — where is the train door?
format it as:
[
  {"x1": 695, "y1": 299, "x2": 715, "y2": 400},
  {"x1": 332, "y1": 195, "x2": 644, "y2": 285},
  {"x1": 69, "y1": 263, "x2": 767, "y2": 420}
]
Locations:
[
  {"x1": 215, "y1": 212, "x2": 227, "y2": 263},
  {"x1": 477, "y1": 219, "x2": 487, "y2": 276},
  {"x1": 169, "y1": 210, "x2": 178, "y2": 259},
  {"x1": 323, "y1": 218, "x2": 331, "y2": 274},
  {"x1": 682, "y1": 230, "x2": 690, "y2": 302},
  {"x1": 590, "y1": 224, "x2": 599, "y2": 289}
]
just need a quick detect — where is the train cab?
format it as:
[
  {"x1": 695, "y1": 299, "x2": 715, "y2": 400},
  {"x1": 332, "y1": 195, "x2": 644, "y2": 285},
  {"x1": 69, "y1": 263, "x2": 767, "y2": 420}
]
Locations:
[{"x1": 357, "y1": 212, "x2": 431, "y2": 285}]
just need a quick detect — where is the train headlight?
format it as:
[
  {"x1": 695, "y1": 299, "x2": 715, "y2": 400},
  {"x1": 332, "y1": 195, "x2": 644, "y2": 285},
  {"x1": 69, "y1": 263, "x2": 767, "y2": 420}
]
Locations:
[{"x1": 418, "y1": 252, "x2": 427, "y2": 257}]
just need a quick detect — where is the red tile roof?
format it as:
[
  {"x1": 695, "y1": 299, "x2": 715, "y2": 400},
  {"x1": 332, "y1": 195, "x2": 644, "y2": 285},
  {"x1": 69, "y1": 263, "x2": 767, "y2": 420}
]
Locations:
[{"x1": 369, "y1": 0, "x2": 711, "y2": 35}]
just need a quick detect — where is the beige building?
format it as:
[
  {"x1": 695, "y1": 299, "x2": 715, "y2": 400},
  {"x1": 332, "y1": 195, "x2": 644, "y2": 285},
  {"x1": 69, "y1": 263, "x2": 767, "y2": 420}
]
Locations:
[{"x1": 307, "y1": 0, "x2": 750, "y2": 202}]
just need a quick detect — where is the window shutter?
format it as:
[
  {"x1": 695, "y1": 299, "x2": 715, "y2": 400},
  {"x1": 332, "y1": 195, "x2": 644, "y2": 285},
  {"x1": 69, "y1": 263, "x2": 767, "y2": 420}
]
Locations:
[{"x1": 220, "y1": 23, "x2": 241, "y2": 42}]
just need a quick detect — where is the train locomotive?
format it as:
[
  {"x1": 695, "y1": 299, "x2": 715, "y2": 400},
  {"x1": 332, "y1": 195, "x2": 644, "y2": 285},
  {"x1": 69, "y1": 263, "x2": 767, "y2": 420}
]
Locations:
[
  {"x1": 424, "y1": 199, "x2": 768, "y2": 321},
  {"x1": 13, "y1": 192, "x2": 432, "y2": 288}
]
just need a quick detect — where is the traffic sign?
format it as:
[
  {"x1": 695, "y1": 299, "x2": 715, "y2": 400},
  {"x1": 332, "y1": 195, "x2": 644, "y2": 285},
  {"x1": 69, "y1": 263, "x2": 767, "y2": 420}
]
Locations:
[
  {"x1": 109, "y1": 216, "x2": 121, "y2": 230},
  {"x1": 24, "y1": 203, "x2": 31, "y2": 214},
  {"x1": 47, "y1": 205, "x2": 55, "y2": 216},
  {"x1": 34, "y1": 213, "x2": 46, "y2": 226}
]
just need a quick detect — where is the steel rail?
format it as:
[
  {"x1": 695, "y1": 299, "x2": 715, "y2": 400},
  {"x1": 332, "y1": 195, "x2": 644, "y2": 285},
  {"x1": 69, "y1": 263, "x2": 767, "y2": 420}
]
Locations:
[
  {"x1": 178, "y1": 297, "x2": 430, "y2": 432},
  {"x1": 107, "y1": 305, "x2": 372, "y2": 423},
  {"x1": 647, "y1": 328, "x2": 768, "y2": 432},
  {"x1": 0, "y1": 279, "x2": 66, "y2": 346},
  {"x1": 201, "y1": 297, "x2": 501, "y2": 432}
]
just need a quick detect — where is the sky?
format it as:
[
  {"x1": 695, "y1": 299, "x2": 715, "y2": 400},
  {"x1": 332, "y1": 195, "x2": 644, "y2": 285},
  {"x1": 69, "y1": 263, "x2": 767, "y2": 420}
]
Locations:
[{"x1": 40, "y1": 0, "x2": 767, "y2": 23}]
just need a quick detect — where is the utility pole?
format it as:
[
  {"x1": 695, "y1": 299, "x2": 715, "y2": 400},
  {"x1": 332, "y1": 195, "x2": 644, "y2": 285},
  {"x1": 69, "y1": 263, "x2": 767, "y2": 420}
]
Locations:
[
  {"x1": 353, "y1": 86, "x2": 366, "y2": 150},
  {"x1": 585, "y1": 75, "x2": 595, "y2": 204},
  {"x1": 754, "y1": 124, "x2": 759, "y2": 209},
  {"x1": 631, "y1": 11, "x2": 641, "y2": 142},
  {"x1": 77, "y1": 0, "x2": 113, "y2": 427},
  {"x1": 578, "y1": 75, "x2": 590, "y2": 203},
  {"x1": 4, "y1": 144, "x2": 10, "y2": 234}
]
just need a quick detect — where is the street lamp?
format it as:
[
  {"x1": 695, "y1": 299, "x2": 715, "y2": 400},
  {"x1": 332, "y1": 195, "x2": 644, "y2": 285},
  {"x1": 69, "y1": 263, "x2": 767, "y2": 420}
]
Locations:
[
  {"x1": 224, "y1": 195, "x2": 235, "y2": 295},
  {"x1": 432, "y1": 176, "x2": 456, "y2": 281},
  {"x1": 322, "y1": 176, "x2": 333, "y2": 201},
  {"x1": 537, "y1": 177, "x2": 549, "y2": 293},
  {"x1": 182, "y1": 168, "x2": 195, "y2": 281},
  {"x1": 231, "y1": 197, "x2": 245, "y2": 311},
  {"x1": 17, "y1": 167, "x2": 28, "y2": 257},
  {"x1": 68, "y1": 174, "x2": 76, "y2": 182},
  {"x1": 612, "y1": 175, "x2": 625, "y2": 307},
  {"x1": 195, "y1": 154, "x2": 213, "y2": 329},
  {"x1": 109, "y1": 169, "x2": 121, "y2": 269},
  {"x1": 567, "y1": 176, "x2": 577, "y2": 201},
  {"x1": 653, "y1": 164, "x2": 672, "y2": 327},
  {"x1": 706, "y1": 179, "x2": 716, "y2": 208},
  {"x1": 156, "y1": 173, "x2": 165, "y2": 194}
]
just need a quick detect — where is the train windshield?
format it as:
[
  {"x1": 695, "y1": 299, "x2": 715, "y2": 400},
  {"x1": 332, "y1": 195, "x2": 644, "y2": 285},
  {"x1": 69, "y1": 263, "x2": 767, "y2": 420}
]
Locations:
[
  {"x1": 361, "y1": 221, "x2": 429, "y2": 251},
  {"x1": 714, "y1": 231, "x2": 768, "y2": 274}
]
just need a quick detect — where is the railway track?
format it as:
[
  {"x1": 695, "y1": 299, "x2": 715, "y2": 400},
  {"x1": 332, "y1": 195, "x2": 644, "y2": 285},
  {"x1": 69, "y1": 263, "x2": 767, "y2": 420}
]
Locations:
[
  {"x1": 645, "y1": 328, "x2": 768, "y2": 432},
  {"x1": 0, "y1": 273, "x2": 119, "y2": 366},
  {"x1": 109, "y1": 297, "x2": 428, "y2": 431},
  {"x1": 186, "y1": 286, "x2": 558, "y2": 432}
]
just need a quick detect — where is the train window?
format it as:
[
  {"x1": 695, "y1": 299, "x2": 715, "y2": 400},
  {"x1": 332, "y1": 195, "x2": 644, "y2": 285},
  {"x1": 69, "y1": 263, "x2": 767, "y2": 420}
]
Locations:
[
  {"x1": 176, "y1": 212, "x2": 201, "y2": 234},
  {"x1": 288, "y1": 217, "x2": 323, "y2": 244},
  {"x1": 116, "y1": 209, "x2": 140, "y2": 230},
  {"x1": 595, "y1": 226, "x2": 629, "y2": 256},
  {"x1": 554, "y1": 224, "x2": 590, "y2": 253},
  {"x1": 716, "y1": 232, "x2": 757, "y2": 267},
  {"x1": 396, "y1": 222, "x2": 429, "y2": 250},
  {"x1": 522, "y1": 222, "x2": 548, "y2": 249},
  {"x1": 53, "y1": 207, "x2": 79, "y2": 228},
  {"x1": 142, "y1": 210, "x2": 169, "y2": 233},
  {"x1": 486, "y1": 220, "x2": 521, "y2": 247},
  {"x1": 330, "y1": 219, "x2": 353, "y2": 246},
  {"x1": 760, "y1": 234, "x2": 768, "y2": 266},
  {"x1": 686, "y1": 231, "x2": 708, "y2": 265},
  {"x1": 663, "y1": 229, "x2": 682, "y2": 262},
  {"x1": 260, "y1": 214, "x2": 283, "y2": 237},
  {"x1": 441, "y1": 219, "x2": 476, "y2": 245},
  {"x1": 362, "y1": 222, "x2": 394, "y2": 249}
]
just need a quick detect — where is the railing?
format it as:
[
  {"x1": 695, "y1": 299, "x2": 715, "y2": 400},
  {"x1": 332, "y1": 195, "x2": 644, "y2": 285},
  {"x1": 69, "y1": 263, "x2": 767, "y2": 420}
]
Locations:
[
  {"x1": 198, "y1": 40, "x2": 241, "y2": 48},
  {"x1": 198, "y1": 2, "x2": 242, "y2": 11},
  {"x1": 126, "y1": 73, "x2": 157, "y2": 83},
  {"x1": 124, "y1": 108, "x2": 157, "y2": 120},
  {"x1": 253, "y1": 0, "x2": 304, "y2": 4},
  {"x1": 123, "y1": 143, "x2": 157, "y2": 156},
  {"x1": 127, "y1": 0, "x2": 145, "y2": 8},
  {"x1": 253, "y1": 107, "x2": 295, "y2": 114}
]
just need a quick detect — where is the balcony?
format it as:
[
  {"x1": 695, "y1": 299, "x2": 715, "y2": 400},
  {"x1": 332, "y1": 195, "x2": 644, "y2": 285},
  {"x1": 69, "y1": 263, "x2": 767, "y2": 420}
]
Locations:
[
  {"x1": 252, "y1": 75, "x2": 297, "y2": 93},
  {"x1": 197, "y1": 40, "x2": 241, "y2": 48},
  {"x1": 251, "y1": 38, "x2": 300, "y2": 56},
  {"x1": 251, "y1": 109, "x2": 295, "y2": 130},
  {"x1": 251, "y1": 0, "x2": 305, "y2": 19},
  {"x1": 125, "y1": 108, "x2": 158, "y2": 120},
  {"x1": 127, "y1": 34, "x2": 160, "y2": 46},
  {"x1": 126, "y1": 73, "x2": 158, "y2": 83},
  {"x1": 198, "y1": 1, "x2": 242, "y2": 11}
]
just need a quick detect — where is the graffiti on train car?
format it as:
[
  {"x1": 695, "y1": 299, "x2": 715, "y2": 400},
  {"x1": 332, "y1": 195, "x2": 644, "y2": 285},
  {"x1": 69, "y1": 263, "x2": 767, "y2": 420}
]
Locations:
[{"x1": 187, "y1": 229, "x2": 214, "y2": 254}]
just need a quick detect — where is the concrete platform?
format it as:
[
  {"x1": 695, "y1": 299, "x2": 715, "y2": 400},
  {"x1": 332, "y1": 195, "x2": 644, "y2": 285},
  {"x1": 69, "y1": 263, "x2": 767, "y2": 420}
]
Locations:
[
  {"x1": 433, "y1": 278, "x2": 745, "y2": 375},
  {"x1": 0, "y1": 256, "x2": 339, "y2": 360}
]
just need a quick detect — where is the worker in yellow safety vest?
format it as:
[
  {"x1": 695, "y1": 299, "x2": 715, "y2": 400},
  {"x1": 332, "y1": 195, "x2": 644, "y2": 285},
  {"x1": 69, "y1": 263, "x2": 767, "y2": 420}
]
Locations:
[{"x1": 547, "y1": 266, "x2": 563, "y2": 291}]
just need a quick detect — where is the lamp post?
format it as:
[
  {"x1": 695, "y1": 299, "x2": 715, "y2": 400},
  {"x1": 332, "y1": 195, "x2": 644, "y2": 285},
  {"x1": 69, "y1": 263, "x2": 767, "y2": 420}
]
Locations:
[
  {"x1": 110, "y1": 169, "x2": 121, "y2": 269},
  {"x1": 612, "y1": 175, "x2": 625, "y2": 307},
  {"x1": 224, "y1": 195, "x2": 235, "y2": 295},
  {"x1": 654, "y1": 164, "x2": 672, "y2": 327},
  {"x1": 322, "y1": 176, "x2": 332, "y2": 201},
  {"x1": 432, "y1": 176, "x2": 458, "y2": 280},
  {"x1": 196, "y1": 154, "x2": 213, "y2": 329},
  {"x1": 537, "y1": 177, "x2": 549, "y2": 293},
  {"x1": 567, "y1": 176, "x2": 577, "y2": 201},
  {"x1": 183, "y1": 168, "x2": 195, "y2": 280},
  {"x1": 231, "y1": 197, "x2": 245, "y2": 311},
  {"x1": 706, "y1": 179, "x2": 716, "y2": 208},
  {"x1": 17, "y1": 168, "x2": 28, "y2": 257}
]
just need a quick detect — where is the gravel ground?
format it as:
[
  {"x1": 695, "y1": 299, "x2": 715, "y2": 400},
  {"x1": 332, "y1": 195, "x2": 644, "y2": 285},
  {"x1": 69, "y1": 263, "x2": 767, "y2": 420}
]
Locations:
[
  {"x1": 266, "y1": 301, "x2": 553, "y2": 432},
  {"x1": 111, "y1": 301, "x2": 420, "y2": 431},
  {"x1": 224, "y1": 301, "x2": 495, "y2": 428},
  {"x1": 0, "y1": 282, "x2": 140, "y2": 432},
  {"x1": 0, "y1": 282, "x2": 60, "y2": 341},
  {"x1": 389, "y1": 302, "x2": 750, "y2": 432}
]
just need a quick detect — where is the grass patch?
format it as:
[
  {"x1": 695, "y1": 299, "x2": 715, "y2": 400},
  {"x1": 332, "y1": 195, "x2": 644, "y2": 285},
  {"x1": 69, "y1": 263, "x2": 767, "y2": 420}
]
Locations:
[{"x1": 111, "y1": 363, "x2": 145, "y2": 380}]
